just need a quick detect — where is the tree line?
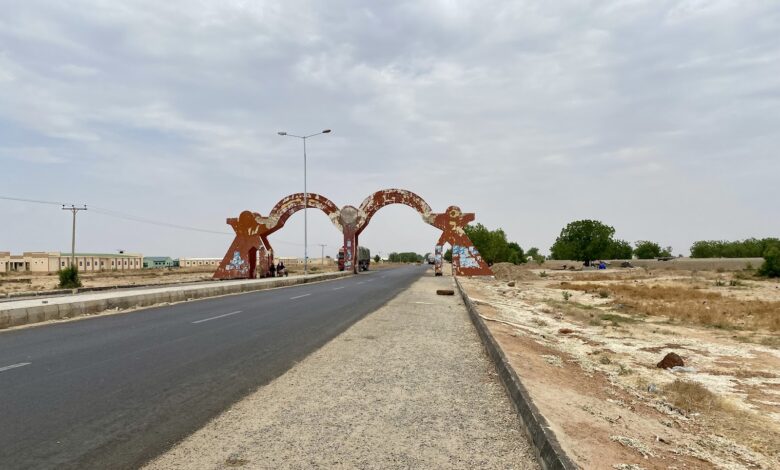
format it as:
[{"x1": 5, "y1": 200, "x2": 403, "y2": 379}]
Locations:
[
  {"x1": 689, "y1": 238, "x2": 780, "y2": 258},
  {"x1": 388, "y1": 219, "x2": 779, "y2": 278},
  {"x1": 387, "y1": 252, "x2": 423, "y2": 263}
]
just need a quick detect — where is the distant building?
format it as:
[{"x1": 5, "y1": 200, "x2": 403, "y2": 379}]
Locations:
[
  {"x1": 179, "y1": 257, "x2": 221, "y2": 268},
  {"x1": 0, "y1": 251, "x2": 143, "y2": 273},
  {"x1": 143, "y1": 256, "x2": 175, "y2": 268}
]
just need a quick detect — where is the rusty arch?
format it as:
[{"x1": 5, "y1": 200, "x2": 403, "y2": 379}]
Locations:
[
  {"x1": 214, "y1": 189, "x2": 493, "y2": 280},
  {"x1": 355, "y1": 189, "x2": 434, "y2": 236},
  {"x1": 264, "y1": 192, "x2": 341, "y2": 236},
  {"x1": 213, "y1": 192, "x2": 342, "y2": 280}
]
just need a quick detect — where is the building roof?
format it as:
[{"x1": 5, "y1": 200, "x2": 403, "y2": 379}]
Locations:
[{"x1": 144, "y1": 256, "x2": 173, "y2": 261}]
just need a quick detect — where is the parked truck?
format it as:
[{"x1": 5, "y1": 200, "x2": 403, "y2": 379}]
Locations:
[{"x1": 338, "y1": 246, "x2": 371, "y2": 271}]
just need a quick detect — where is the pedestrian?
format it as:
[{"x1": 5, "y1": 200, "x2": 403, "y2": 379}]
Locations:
[
  {"x1": 269, "y1": 262, "x2": 276, "y2": 278},
  {"x1": 277, "y1": 260, "x2": 286, "y2": 277}
]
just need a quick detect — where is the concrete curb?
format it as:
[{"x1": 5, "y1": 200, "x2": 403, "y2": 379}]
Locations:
[
  {"x1": 454, "y1": 277, "x2": 577, "y2": 470},
  {"x1": 0, "y1": 272, "x2": 351, "y2": 330}
]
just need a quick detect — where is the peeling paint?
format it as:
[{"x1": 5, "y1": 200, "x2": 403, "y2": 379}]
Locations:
[{"x1": 213, "y1": 189, "x2": 493, "y2": 279}]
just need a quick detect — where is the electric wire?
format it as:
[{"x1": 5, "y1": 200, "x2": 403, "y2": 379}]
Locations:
[{"x1": 0, "y1": 195, "x2": 308, "y2": 246}]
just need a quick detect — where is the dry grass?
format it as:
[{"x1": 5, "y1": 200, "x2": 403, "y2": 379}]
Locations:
[
  {"x1": 663, "y1": 380, "x2": 780, "y2": 459},
  {"x1": 555, "y1": 282, "x2": 780, "y2": 331},
  {"x1": 664, "y1": 380, "x2": 722, "y2": 413}
]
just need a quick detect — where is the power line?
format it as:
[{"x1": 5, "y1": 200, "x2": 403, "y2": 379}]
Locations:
[
  {"x1": 0, "y1": 194, "x2": 312, "y2": 246},
  {"x1": 0, "y1": 195, "x2": 73, "y2": 206}
]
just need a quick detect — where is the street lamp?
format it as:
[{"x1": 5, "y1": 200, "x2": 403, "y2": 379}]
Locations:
[{"x1": 277, "y1": 129, "x2": 332, "y2": 276}]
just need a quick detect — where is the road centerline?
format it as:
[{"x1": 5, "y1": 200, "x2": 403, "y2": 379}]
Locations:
[
  {"x1": 332, "y1": 286, "x2": 345, "y2": 290},
  {"x1": 0, "y1": 362, "x2": 31, "y2": 373},
  {"x1": 192, "y1": 311, "x2": 242, "y2": 324},
  {"x1": 290, "y1": 293, "x2": 312, "y2": 300}
]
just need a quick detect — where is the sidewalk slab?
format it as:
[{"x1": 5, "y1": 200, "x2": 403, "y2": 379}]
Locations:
[{"x1": 144, "y1": 271, "x2": 539, "y2": 469}]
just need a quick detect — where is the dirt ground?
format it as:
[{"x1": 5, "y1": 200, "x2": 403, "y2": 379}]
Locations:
[
  {"x1": 461, "y1": 262, "x2": 780, "y2": 469},
  {"x1": 0, "y1": 262, "x2": 409, "y2": 296}
]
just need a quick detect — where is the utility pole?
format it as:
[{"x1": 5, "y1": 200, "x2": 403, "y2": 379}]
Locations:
[
  {"x1": 62, "y1": 205, "x2": 87, "y2": 268},
  {"x1": 318, "y1": 244, "x2": 327, "y2": 265}
]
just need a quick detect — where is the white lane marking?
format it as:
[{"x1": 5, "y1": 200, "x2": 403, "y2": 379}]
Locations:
[
  {"x1": 381, "y1": 276, "x2": 387, "y2": 278},
  {"x1": 0, "y1": 362, "x2": 31, "y2": 373},
  {"x1": 290, "y1": 293, "x2": 311, "y2": 300},
  {"x1": 365, "y1": 279, "x2": 374, "y2": 283},
  {"x1": 356, "y1": 281, "x2": 365, "y2": 285},
  {"x1": 414, "y1": 302, "x2": 434, "y2": 305},
  {"x1": 192, "y1": 311, "x2": 242, "y2": 324},
  {"x1": 332, "y1": 286, "x2": 345, "y2": 290}
]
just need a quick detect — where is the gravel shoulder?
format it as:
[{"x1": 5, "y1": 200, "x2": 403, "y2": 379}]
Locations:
[{"x1": 144, "y1": 270, "x2": 539, "y2": 469}]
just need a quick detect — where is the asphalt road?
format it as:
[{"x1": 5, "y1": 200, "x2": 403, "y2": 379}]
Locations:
[{"x1": 0, "y1": 265, "x2": 427, "y2": 470}]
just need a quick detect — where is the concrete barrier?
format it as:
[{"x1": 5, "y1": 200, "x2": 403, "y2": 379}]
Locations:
[
  {"x1": 0, "y1": 272, "x2": 351, "y2": 330},
  {"x1": 454, "y1": 277, "x2": 576, "y2": 470}
]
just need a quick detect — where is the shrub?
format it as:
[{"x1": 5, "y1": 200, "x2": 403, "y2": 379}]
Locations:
[
  {"x1": 562, "y1": 291, "x2": 571, "y2": 301},
  {"x1": 758, "y1": 246, "x2": 780, "y2": 278},
  {"x1": 58, "y1": 266, "x2": 82, "y2": 289},
  {"x1": 634, "y1": 240, "x2": 662, "y2": 259}
]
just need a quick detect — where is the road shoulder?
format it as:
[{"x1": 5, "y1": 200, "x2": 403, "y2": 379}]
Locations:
[{"x1": 144, "y1": 270, "x2": 539, "y2": 469}]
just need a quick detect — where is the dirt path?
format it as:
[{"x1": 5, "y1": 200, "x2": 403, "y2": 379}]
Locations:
[{"x1": 144, "y1": 270, "x2": 539, "y2": 469}]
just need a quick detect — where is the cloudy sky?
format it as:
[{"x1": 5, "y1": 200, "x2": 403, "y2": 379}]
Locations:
[{"x1": 1, "y1": 0, "x2": 778, "y2": 259}]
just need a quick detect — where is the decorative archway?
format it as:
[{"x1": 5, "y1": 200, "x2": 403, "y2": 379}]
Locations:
[
  {"x1": 213, "y1": 193, "x2": 341, "y2": 279},
  {"x1": 213, "y1": 189, "x2": 493, "y2": 279}
]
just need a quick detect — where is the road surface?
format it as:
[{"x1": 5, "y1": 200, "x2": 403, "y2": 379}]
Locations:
[{"x1": 0, "y1": 265, "x2": 427, "y2": 469}]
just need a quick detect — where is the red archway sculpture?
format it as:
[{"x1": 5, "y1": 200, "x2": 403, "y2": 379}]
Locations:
[
  {"x1": 213, "y1": 189, "x2": 493, "y2": 279},
  {"x1": 213, "y1": 193, "x2": 341, "y2": 279}
]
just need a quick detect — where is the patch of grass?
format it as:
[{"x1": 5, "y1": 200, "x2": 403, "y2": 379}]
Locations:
[
  {"x1": 598, "y1": 289, "x2": 610, "y2": 298},
  {"x1": 599, "y1": 355, "x2": 612, "y2": 365},
  {"x1": 714, "y1": 278, "x2": 726, "y2": 287},
  {"x1": 600, "y1": 313, "x2": 638, "y2": 325},
  {"x1": 555, "y1": 281, "x2": 780, "y2": 331},
  {"x1": 561, "y1": 291, "x2": 571, "y2": 301},
  {"x1": 617, "y1": 363, "x2": 633, "y2": 375},
  {"x1": 663, "y1": 380, "x2": 722, "y2": 414},
  {"x1": 539, "y1": 270, "x2": 548, "y2": 278}
]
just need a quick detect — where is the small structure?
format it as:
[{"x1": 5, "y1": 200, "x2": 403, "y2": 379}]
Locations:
[
  {"x1": 179, "y1": 257, "x2": 221, "y2": 268},
  {"x1": 143, "y1": 256, "x2": 175, "y2": 269}
]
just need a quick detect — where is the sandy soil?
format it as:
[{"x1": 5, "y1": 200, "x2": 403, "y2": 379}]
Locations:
[
  {"x1": 461, "y1": 265, "x2": 780, "y2": 469},
  {"x1": 144, "y1": 269, "x2": 539, "y2": 469}
]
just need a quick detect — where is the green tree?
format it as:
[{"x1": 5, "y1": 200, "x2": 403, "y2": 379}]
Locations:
[
  {"x1": 526, "y1": 247, "x2": 545, "y2": 264},
  {"x1": 605, "y1": 239, "x2": 633, "y2": 259},
  {"x1": 443, "y1": 248, "x2": 452, "y2": 262},
  {"x1": 373, "y1": 254, "x2": 380, "y2": 263},
  {"x1": 464, "y1": 223, "x2": 525, "y2": 265},
  {"x1": 690, "y1": 238, "x2": 780, "y2": 258},
  {"x1": 634, "y1": 240, "x2": 662, "y2": 259},
  {"x1": 660, "y1": 246, "x2": 673, "y2": 257},
  {"x1": 758, "y1": 246, "x2": 780, "y2": 278},
  {"x1": 58, "y1": 266, "x2": 82, "y2": 289},
  {"x1": 550, "y1": 220, "x2": 616, "y2": 265}
]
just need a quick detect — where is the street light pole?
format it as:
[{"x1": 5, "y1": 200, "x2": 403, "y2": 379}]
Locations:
[
  {"x1": 61, "y1": 204, "x2": 87, "y2": 268},
  {"x1": 318, "y1": 243, "x2": 327, "y2": 265},
  {"x1": 277, "y1": 129, "x2": 331, "y2": 276}
]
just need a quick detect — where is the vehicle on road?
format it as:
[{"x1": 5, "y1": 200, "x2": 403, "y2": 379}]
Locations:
[{"x1": 338, "y1": 246, "x2": 371, "y2": 271}]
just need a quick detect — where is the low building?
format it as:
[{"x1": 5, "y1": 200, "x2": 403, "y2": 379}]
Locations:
[
  {"x1": 143, "y1": 256, "x2": 175, "y2": 268},
  {"x1": 0, "y1": 252, "x2": 143, "y2": 273},
  {"x1": 179, "y1": 257, "x2": 221, "y2": 268}
]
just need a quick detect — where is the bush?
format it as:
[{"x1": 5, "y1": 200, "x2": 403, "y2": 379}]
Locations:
[
  {"x1": 758, "y1": 246, "x2": 780, "y2": 278},
  {"x1": 633, "y1": 240, "x2": 662, "y2": 259},
  {"x1": 58, "y1": 266, "x2": 82, "y2": 288}
]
